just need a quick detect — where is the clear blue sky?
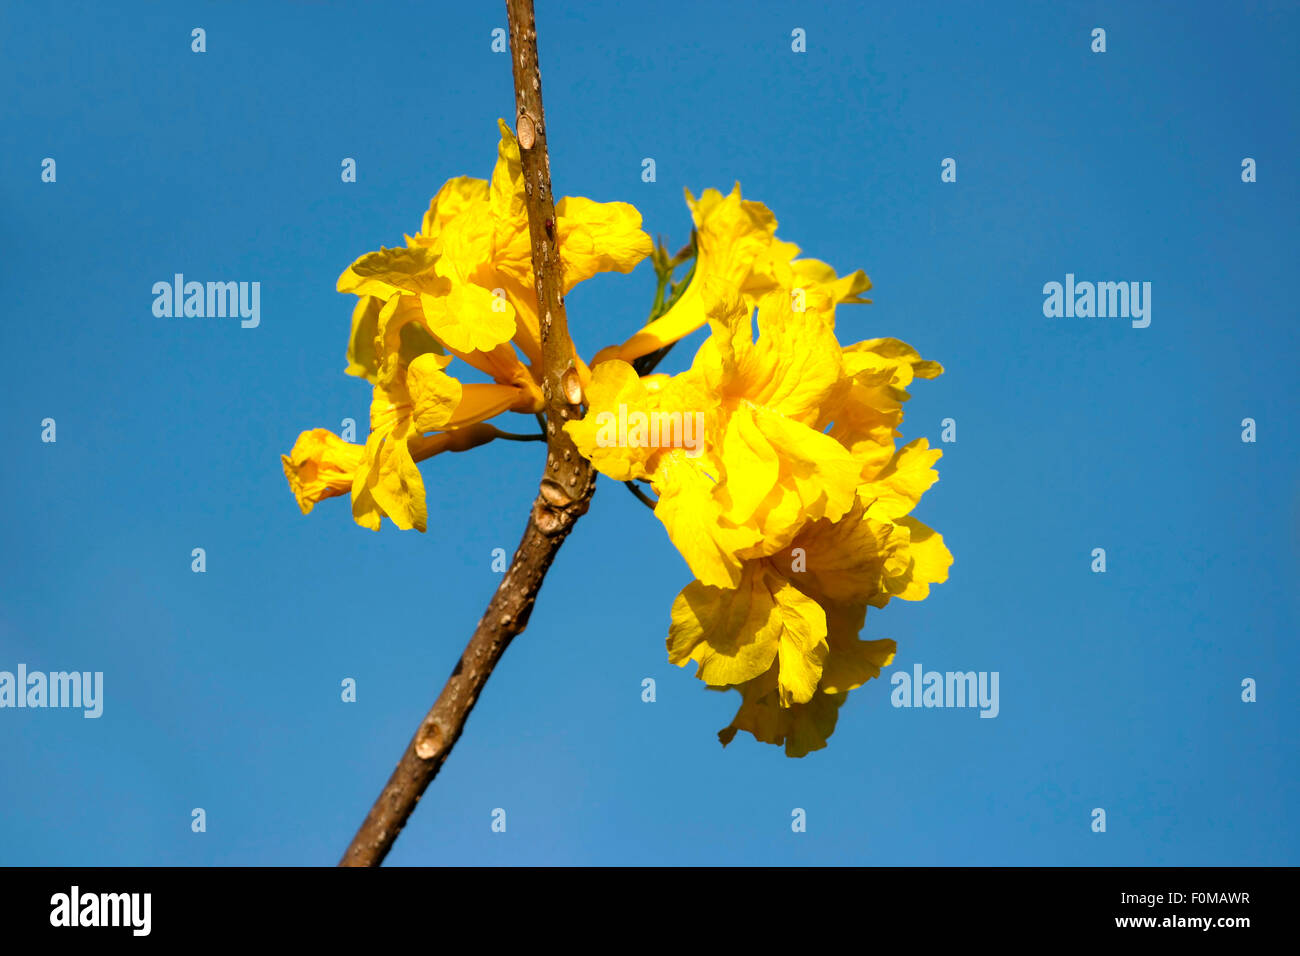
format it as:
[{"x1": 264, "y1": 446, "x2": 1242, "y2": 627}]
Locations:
[{"x1": 1, "y1": 0, "x2": 1296, "y2": 865}]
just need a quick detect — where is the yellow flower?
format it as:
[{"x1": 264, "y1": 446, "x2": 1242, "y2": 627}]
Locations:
[
  {"x1": 569, "y1": 285, "x2": 881, "y2": 589},
  {"x1": 282, "y1": 422, "x2": 503, "y2": 527},
  {"x1": 339, "y1": 120, "x2": 651, "y2": 368},
  {"x1": 349, "y1": 348, "x2": 534, "y2": 532},
  {"x1": 297, "y1": 295, "x2": 548, "y2": 534},
  {"x1": 593, "y1": 184, "x2": 870, "y2": 366},
  {"x1": 282, "y1": 429, "x2": 368, "y2": 515},
  {"x1": 558, "y1": 175, "x2": 950, "y2": 754},
  {"x1": 671, "y1": 472, "x2": 947, "y2": 757},
  {"x1": 343, "y1": 294, "x2": 444, "y2": 383},
  {"x1": 668, "y1": 464, "x2": 951, "y2": 693},
  {"x1": 287, "y1": 152, "x2": 953, "y2": 758},
  {"x1": 288, "y1": 120, "x2": 653, "y2": 532},
  {"x1": 716, "y1": 671, "x2": 856, "y2": 760},
  {"x1": 829, "y1": 337, "x2": 944, "y2": 479}
]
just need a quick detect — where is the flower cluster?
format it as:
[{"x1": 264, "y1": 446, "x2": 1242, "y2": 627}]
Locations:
[
  {"x1": 283, "y1": 120, "x2": 651, "y2": 531},
  {"x1": 568, "y1": 187, "x2": 951, "y2": 756},
  {"x1": 285, "y1": 124, "x2": 950, "y2": 756}
]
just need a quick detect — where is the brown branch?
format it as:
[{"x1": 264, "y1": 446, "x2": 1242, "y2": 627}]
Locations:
[{"x1": 338, "y1": 0, "x2": 596, "y2": 867}]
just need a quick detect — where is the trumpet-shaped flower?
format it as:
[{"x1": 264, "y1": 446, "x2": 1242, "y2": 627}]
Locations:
[
  {"x1": 287, "y1": 121, "x2": 653, "y2": 532},
  {"x1": 339, "y1": 120, "x2": 651, "y2": 367},
  {"x1": 593, "y1": 184, "x2": 870, "y2": 366},
  {"x1": 670, "y1": 452, "x2": 952, "y2": 754},
  {"x1": 569, "y1": 227, "x2": 950, "y2": 755},
  {"x1": 282, "y1": 421, "x2": 503, "y2": 528},
  {"x1": 569, "y1": 284, "x2": 922, "y2": 589},
  {"x1": 282, "y1": 429, "x2": 368, "y2": 515}
]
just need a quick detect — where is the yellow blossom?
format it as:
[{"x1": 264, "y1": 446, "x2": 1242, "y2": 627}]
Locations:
[
  {"x1": 569, "y1": 284, "x2": 899, "y2": 589},
  {"x1": 286, "y1": 147, "x2": 952, "y2": 759},
  {"x1": 339, "y1": 120, "x2": 651, "y2": 368},
  {"x1": 593, "y1": 184, "x2": 869, "y2": 366},
  {"x1": 668, "y1": 465, "x2": 951, "y2": 722},
  {"x1": 282, "y1": 429, "x2": 368, "y2": 515},
  {"x1": 349, "y1": 350, "x2": 532, "y2": 532},
  {"x1": 283, "y1": 422, "x2": 503, "y2": 529},
  {"x1": 288, "y1": 121, "x2": 653, "y2": 532},
  {"x1": 566, "y1": 213, "x2": 950, "y2": 755}
]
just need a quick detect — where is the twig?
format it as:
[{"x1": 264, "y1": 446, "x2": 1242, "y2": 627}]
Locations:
[
  {"x1": 623, "y1": 480, "x2": 658, "y2": 510},
  {"x1": 339, "y1": 0, "x2": 596, "y2": 867},
  {"x1": 490, "y1": 429, "x2": 547, "y2": 442}
]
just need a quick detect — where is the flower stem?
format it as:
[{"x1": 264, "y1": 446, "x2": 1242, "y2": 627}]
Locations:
[
  {"x1": 623, "y1": 480, "x2": 659, "y2": 510},
  {"x1": 490, "y1": 428, "x2": 547, "y2": 442}
]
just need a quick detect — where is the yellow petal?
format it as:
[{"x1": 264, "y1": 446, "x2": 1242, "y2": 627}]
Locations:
[
  {"x1": 865, "y1": 438, "x2": 942, "y2": 518},
  {"x1": 349, "y1": 482, "x2": 384, "y2": 532},
  {"x1": 667, "y1": 562, "x2": 827, "y2": 704},
  {"x1": 596, "y1": 185, "x2": 868, "y2": 365},
  {"x1": 818, "y1": 604, "x2": 897, "y2": 694},
  {"x1": 490, "y1": 119, "x2": 527, "y2": 231},
  {"x1": 406, "y1": 353, "x2": 461, "y2": 432},
  {"x1": 339, "y1": 425, "x2": 502, "y2": 533},
  {"x1": 686, "y1": 184, "x2": 783, "y2": 297},
  {"x1": 448, "y1": 383, "x2": 527, "y2": 425},
  {"x1": 345, "y1": 296, "x2": 384, "y2": 382},
  {"x1": 699, "y1": 286, "x2": 843, "y2": 424},
  {"x1": 349, "y1": 432, "x2": 386, "y2": 532},
  {"x1": 442, "y1": 339, "x2": 538, "y2": 396},
  {"x1": 653, "y1": 451, "x2": 762, "y2": 589},
  {"x1": 358, "y1": 295, "x2": 445, "y2": 386},
  {"x1": 826, "y1": 377, "x2": 903, "y2": 476},
  {"x1": 750, "y1": 407, "x2": 861, "y2": 525},
  {"x1": 567, "y1": 360, "x2": 718, "y2": 482},
  {"x1": 770, "y1": 575, "x2": 829, "y2": 706},
  {"x1": 419, "y1": 281, "x2": 516, "y2": 354},
  {"x1": 890, "y1": 517, "x2": 953, "y2": 601},
  {"x1": 718, "y1": 667, "x2": 846, "y2": 758},
  {"x1": 420, "y1": 176, "x2": 489, "y2": 243},
  {"x1": 716, "y1": 407, "x2": 779, "y2": 524},
  {"x1": 564, "y1": 360, "x2": 655, "y2": 482},
  {"x1": 785, "y1": 503, "x2": 896, "y2": 608},
  {"x1": 338, "y1": 244, "x2": 445, "y2": 298},
  {"x1": 596, "y1": 184, "x2": 785, "y2": 363},
  {"x1": 790, "y1": 258, "x2": 872, "y2": 306},
  {"x1": 491, "y1": 274, "x2": 544, "y2": 367},
  {"x1": 842, "y1": 337, "x2": 943, "y2": 387},
  {"x1": 359, "y1": 431, "x2": 428, "y2": 533},
  {"x1": 555, "y1": 196, "x2": 652, "y2": 291},
  {"x1": 667, "y1": 564, "x2": 782, "y2": 688},
  {"x1": 281, "y1": 429, "x2": 366, "y2": 515}
]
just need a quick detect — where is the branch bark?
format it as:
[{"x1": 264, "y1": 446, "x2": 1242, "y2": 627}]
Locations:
[{"x1": 339, "y1": 0, "x2": 595, "y2": 867}]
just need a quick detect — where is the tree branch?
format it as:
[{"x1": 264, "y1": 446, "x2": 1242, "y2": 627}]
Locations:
[{"x1": 339, "y1": 0, "x2": 595, "y2": 867}]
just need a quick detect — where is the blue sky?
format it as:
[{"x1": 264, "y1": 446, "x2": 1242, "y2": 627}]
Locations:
[{"x1": 1, "y1": 0, "x2": 1296, "y2": 865}]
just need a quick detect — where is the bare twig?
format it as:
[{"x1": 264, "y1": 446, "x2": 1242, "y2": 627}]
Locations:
[
  {"x1": 339, "y1": 0, "x2": 596, "y2": 867},
  {"x1": 491, "y1": 429, "x2": 547, "y2": 442},
  {"x1": 623, "y1": 480, "x2": 658, "y2": 510}
]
